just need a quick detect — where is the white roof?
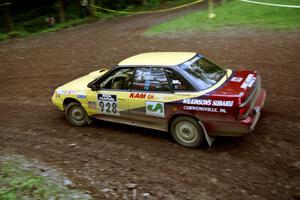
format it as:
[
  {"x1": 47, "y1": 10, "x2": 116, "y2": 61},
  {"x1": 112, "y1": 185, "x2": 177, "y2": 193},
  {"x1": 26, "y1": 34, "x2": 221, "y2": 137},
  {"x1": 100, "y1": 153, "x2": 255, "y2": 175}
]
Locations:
[{"x1": 118, "y1": 52, "x2": 197, "y2": 66}]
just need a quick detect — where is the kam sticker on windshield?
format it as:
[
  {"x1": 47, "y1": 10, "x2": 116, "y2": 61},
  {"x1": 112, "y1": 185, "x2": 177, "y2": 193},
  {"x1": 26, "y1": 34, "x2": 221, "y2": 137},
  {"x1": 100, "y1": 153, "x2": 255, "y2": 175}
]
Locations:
[
  {"x1": 146, "y1": 101, "x2": 165, "y2": 117},
  {"x1": 97, "y1": 94, "x2": 119, "y2": 115},
  {"x1": 135, "y1": 71, "x2": 153, "y2": 81}
]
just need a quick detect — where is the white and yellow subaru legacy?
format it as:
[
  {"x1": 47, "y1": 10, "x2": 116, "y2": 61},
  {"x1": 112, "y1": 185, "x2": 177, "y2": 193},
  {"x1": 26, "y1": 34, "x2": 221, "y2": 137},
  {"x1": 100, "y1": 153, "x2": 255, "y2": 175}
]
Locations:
[{"x1": 52, "y1": 52, "x2": 266, "y2": 147}]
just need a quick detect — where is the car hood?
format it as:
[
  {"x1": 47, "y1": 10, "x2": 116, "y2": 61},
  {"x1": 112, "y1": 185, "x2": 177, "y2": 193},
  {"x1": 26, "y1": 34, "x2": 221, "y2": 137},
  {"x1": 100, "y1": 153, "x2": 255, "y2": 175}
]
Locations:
[{"x1": 57, "y1": 69, "x2": 108, "y2": 92}]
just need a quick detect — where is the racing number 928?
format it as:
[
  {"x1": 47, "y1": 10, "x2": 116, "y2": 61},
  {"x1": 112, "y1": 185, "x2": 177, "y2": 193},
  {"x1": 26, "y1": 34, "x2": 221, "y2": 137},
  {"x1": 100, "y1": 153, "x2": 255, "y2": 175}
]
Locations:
[
  {"x1": 98, "y1": 94, "x2": 118, "y2": 115},
  {"x1": 99, "y1": 100, "x2": 117, "y2": 114}
]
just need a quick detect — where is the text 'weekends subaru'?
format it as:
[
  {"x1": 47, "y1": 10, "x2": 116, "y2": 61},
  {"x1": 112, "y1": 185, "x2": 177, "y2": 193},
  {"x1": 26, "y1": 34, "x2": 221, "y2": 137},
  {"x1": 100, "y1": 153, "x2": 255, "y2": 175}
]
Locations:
[{"x1": 52, "y1": 52, "x2": 266, "y2": 147}]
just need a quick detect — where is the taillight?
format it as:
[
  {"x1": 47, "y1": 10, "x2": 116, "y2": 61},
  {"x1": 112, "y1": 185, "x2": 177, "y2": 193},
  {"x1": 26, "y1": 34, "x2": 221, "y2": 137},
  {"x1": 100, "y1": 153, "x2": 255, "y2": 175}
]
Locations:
[
  {"x1": 238, "y1": 104, "x2": 250, "y2": 120},
  {"x1": 239, "y1": 107, "x2": 247, "y2": 115}
]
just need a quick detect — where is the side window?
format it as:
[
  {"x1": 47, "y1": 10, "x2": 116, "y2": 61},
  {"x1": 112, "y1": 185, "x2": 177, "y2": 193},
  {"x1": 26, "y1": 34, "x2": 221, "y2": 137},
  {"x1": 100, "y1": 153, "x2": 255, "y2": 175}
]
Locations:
[
  {"x1": 165, "y1": 68, "x2": 194, "y2": 91},
  {"x1": 99, "y1": 68, "x2": 134, "y2": 90},
  {"x1": 132, "y1": 67, "x2": 170, "y2": 92}
]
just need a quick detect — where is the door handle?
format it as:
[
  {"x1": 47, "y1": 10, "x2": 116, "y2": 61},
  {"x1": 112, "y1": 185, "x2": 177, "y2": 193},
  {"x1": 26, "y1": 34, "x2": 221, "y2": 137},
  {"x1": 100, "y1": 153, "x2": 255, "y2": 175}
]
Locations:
[{"x1": 119, "y1": 98, "x2": 125, "y2": 101}]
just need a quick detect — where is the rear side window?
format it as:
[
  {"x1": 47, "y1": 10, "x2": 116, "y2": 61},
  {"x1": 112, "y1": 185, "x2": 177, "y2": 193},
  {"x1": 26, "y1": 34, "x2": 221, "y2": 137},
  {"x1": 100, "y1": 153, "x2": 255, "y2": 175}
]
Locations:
[
  {"x1": 132, "y1": 67, "x2": 170, "y2": 92},
  {"x1": 180, "y1": 56, "x2": 226, "y2": 90},
  {"x1": 165, "y1": 68, "x2": 194, "y2": 91}
]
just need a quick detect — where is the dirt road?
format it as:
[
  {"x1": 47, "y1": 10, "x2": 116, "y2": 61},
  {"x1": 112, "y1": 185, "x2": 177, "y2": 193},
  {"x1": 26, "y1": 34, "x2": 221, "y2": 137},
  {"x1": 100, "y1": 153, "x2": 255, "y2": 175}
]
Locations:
[{"x1": 0, "y1": 5, "x2": 299, "y2": 200}]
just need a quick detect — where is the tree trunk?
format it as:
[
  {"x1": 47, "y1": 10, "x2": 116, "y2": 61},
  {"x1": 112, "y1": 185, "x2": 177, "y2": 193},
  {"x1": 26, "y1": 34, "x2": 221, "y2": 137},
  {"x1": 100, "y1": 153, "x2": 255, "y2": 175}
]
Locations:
[
  {"x1": 89, "y1": 0, "x2": 96, "y2": 18},
  {"x1": 58, "y1": 0, "x2": 65, "y2": 23},
  {"x1": 0, "y1": 3, "x2": 14, "y2": 32},
  {"x1": 142, "y1": 0, "x2": 148, "y2": 6},
  {"x1": 208, "y1": 0, "x2": 216, "y2": 19}
]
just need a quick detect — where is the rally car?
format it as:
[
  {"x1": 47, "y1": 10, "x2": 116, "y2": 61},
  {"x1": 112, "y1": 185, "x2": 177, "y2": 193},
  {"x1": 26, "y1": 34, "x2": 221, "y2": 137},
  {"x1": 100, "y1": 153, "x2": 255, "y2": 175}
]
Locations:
[{"x1": 52, "y1": 52, "x2": 266, "y2": 147}]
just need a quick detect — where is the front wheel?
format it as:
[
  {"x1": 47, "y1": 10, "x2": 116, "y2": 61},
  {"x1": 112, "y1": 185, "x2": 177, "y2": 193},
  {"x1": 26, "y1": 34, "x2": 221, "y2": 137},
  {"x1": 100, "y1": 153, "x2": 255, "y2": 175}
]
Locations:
[
  {"x1": 65, "y1": 102, "x2": 88, "y2": 126},
  {"x1": 170, "y1": 116, "x2": 205, "y2": 148}
]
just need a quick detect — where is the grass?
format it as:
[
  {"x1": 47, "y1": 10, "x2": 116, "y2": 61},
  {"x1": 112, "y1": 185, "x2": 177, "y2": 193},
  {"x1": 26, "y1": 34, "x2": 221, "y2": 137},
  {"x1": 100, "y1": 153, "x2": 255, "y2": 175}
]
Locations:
[
  {"x1": 145, "y1": 0, "x2": 300, "y2": 36},
  {"x1": 0, "y1": 157, "x2": 90, "y2": 200},
  {"x1": 0, "y1": 162, "x2": 56, "y2": 199},
  {"x1": 0, "y1": 18, "x2": 90, "y2": 41},
  {"x1": 257, "y1": 0, "x2": 300, "y2": 4}
]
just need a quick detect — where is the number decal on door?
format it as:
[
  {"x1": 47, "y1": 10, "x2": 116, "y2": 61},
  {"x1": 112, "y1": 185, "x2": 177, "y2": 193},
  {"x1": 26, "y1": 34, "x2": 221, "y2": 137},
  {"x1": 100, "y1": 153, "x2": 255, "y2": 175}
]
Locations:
[
  {"x1": 99, "y1": 101, "x2": 104, "y2": 112},
  {"x1": 97, "y1": 94, "x2": 119, "y2": 115}
]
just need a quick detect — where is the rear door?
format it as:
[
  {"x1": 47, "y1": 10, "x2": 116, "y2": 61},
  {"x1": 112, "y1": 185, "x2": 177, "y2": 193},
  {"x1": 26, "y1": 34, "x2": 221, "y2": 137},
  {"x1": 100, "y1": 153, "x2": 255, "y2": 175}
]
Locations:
[{"x1": 129, "y1": 67, "x2": 173, "y2": 131}]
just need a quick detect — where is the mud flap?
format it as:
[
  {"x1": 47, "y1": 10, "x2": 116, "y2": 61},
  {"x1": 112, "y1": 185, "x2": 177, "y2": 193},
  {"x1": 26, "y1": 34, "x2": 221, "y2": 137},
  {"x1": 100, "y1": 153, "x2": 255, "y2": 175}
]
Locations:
[
  {"x1": 87, "y1": 116, "x2": 93, "y2": 124},
  {"x1": 198, "y1": 121, "x2": 215, "y2": 147}
]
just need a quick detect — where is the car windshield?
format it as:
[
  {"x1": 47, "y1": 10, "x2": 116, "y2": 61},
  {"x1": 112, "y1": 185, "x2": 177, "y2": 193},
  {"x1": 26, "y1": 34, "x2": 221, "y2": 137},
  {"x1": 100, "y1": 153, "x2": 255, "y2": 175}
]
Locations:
[{"x1": 179, "y1": 55, "x2": 226, "y2": 90}]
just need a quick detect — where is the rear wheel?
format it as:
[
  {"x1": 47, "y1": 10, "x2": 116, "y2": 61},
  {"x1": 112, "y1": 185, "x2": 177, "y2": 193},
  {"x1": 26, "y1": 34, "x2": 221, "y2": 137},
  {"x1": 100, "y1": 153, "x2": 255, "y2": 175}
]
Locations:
[
  {"x1": 65, "y1": 102, "x2": 88, "y2": 126},
  {"x1": 170, "y1": 116, "x2": 205, "y2": 148}
]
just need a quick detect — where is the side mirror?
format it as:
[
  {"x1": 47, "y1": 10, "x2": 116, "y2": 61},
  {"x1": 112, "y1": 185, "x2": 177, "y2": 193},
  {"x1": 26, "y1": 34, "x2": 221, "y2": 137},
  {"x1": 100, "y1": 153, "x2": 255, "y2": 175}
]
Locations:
[
  {"x1": 88, "y1": 83, "x2": 98, "y2": 91},
  {"x1": 93, "y1": 84, "x2": 99, "y2": 91}
]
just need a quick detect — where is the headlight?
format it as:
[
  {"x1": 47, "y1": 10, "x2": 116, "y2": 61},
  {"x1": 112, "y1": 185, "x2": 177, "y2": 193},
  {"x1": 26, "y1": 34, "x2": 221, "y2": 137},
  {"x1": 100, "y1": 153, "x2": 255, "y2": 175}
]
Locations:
[{"x1": 53, "y1": 91, "x2": 61, "y2": 98}]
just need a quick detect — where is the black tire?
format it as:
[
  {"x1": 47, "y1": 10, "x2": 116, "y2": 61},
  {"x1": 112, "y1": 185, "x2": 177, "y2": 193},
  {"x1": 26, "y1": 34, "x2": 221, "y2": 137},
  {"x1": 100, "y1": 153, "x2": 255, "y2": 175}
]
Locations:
[
  {"x1": 170, "y1": 116, "x2": 205, "y2": 148},
  {"x1": 65, "y1": 102, "x2": 88, "y2": 126}
]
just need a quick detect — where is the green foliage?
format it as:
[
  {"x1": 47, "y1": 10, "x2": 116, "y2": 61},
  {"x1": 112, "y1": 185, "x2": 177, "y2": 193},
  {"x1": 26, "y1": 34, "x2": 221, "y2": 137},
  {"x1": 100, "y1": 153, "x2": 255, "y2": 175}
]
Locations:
[
  {"x1": 40, "y1": 18, "x2": 90, "y2": 33},
  {"x1": 122, "y1": 0, "x2": 195, "y2": 12},
  {"x1": 258, "y1": 0, "x2": 300, "y2": 4},
  {"x1": 0, "y1": 162, "x2": 56, "y2": 199},
  {"x1": 7, "y1": 30, "x2": 29, "y2": 38},
  {"x1": 95, "y1": 11, "x2": 123, "y2": 20},
  {"x1": 0, "y1": 33, "x2": 9, "y2": 41},
  {"x1": 147, "y1": 0, "x2": 161, "y2": 8},
  {"x1": 0, "y1": 30, "x2": 29, "y2": 41},
  {"x1": 0, "y1": 159, "x2": 85, "y2": 200},
  {"x1": 145, "y1": 0, "x2": 300, "y2": 36},
  {"x1": 0, "y1": 0, "x2": 195, "y2": 41},
  {"x1": 0, "y1": 18, "x2": 89, "y2": 41}
]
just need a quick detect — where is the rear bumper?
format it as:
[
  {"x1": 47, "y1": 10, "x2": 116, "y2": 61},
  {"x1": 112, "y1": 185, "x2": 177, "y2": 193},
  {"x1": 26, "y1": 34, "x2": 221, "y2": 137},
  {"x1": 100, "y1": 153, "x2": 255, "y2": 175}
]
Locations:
[{"x1": 208, "y1": 88, "x2": 266, "y2": 136}]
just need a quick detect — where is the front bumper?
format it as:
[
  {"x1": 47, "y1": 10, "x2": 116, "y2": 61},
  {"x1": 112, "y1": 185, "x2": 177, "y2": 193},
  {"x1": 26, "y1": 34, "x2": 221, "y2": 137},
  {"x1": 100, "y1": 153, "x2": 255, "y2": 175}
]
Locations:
[
  {"x1": 51, "y1": 96, "x2": 64, "y2": 111},
  {"x1": 208, "y1": 88, "x2": 266, "y2": 136}
]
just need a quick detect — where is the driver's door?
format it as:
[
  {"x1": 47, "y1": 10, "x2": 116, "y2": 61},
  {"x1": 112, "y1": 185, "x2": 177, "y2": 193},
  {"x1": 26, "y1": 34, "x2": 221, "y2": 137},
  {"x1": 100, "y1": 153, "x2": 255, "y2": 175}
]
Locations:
[{"x1": 86, "y1": 67, "x2": 134, "y2": 124}]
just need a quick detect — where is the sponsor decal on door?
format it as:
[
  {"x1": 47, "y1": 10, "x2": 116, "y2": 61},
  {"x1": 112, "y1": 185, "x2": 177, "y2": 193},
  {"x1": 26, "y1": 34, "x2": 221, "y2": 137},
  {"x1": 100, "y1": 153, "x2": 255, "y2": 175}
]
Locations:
[{"x1": 146, "y1": 101, "x2": 165, "y2": 117}]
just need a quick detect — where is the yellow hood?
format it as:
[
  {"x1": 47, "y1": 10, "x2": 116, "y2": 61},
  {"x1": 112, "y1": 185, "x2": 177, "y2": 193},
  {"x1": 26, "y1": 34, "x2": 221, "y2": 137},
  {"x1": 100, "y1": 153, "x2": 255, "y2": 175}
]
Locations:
[{"x1": 58, "y1": 69, "x2": 108, "y2": 91}]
